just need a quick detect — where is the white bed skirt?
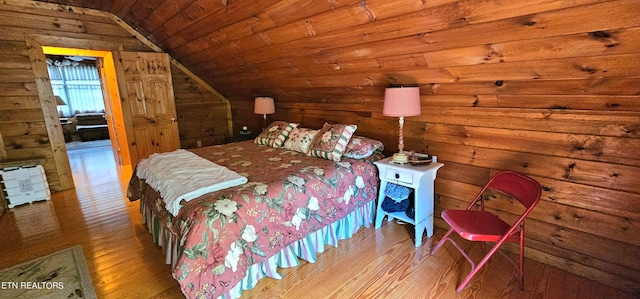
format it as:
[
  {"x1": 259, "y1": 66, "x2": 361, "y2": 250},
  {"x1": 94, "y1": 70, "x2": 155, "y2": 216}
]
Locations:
[{"x1": 140, "y1": 199, "x2": 375, "y2": 298}]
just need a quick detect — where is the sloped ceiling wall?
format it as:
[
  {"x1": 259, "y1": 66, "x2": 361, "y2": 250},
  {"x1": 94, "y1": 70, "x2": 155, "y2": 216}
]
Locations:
[
  {"x1": 29, "y1": 0, "x2": 640, "y2": 295},
  {"x1": 34, "y1": 0, "x2": 639, "y2": 101}
]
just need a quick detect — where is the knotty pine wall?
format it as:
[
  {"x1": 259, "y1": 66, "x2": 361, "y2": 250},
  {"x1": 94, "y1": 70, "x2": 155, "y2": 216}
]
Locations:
[
  {"x1": 172, "y1": 69, "x2": 230, "y2": 147},
  {"x1": 0, "y1": 3, "x2": 229, "y2": 191},
  {"x1": 2, "y1": 0, "x2": 639, "y2": 296},
  {"x1": 226, "y1": 1, "x2": 640, "y2": 295}
]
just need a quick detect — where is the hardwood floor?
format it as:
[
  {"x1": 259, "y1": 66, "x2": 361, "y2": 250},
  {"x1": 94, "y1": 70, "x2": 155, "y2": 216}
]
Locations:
[{"x1": 0, "y1": 144, "x2": 635, "y2": 299}]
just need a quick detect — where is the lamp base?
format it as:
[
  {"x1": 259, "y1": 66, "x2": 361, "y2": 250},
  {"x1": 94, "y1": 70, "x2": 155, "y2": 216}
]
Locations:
[{"x1": 390, "y1": 152, "x2": 409, "y2": 164}]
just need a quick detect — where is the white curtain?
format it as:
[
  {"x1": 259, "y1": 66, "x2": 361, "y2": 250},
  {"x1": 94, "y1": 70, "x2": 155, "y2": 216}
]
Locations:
[{"x1": 48, "y1": 64, "x2": 106, "y2": 117}]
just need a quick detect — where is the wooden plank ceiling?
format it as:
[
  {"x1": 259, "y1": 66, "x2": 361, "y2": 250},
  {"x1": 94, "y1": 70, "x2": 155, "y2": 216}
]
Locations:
[
  {"x1": 34, "y1": 0, "x2": 373, "y2": 101},
  {"x1": 32, "y1": 0, "x2": 592, "y2": 103},
  {"x1": 32, "y1": 0, "x2": 640, "y2": 110}
]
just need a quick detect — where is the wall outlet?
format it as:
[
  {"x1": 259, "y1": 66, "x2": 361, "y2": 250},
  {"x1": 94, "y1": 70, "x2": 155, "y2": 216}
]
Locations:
[{"x1": 196, "y1": 140, "x2": 202, "y2": 147}]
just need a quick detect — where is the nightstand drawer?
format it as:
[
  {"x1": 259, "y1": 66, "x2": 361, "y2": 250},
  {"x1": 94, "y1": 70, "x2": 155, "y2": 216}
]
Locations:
[{"x1": 384, "y1": 168, "x2": 413, "y2": 185}]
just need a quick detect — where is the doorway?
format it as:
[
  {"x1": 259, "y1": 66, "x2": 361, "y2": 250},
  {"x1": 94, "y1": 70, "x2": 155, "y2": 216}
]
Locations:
[
  {"x1": 45, "y1": 55, "x2": 107, "y2": 145},
  {"x1": 41, "y1": 47, "x2": 131, "y2": 168}
]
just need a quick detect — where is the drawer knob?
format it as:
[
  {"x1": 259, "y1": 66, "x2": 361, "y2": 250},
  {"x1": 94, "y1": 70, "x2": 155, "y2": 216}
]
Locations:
[{"x1": 395, "y1": 173, "x2": 400, "y2": 179}]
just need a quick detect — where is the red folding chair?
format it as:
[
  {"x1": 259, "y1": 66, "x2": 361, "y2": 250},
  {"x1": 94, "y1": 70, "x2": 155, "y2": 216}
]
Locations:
[{"x1": 430, "y1": 171, "x2": 541, "y2": 293}]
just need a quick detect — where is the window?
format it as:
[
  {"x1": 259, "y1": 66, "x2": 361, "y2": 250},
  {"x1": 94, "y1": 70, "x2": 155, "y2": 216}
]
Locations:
[{"x1": 46, "y1": 56, "x2": 106, "y2": 117}]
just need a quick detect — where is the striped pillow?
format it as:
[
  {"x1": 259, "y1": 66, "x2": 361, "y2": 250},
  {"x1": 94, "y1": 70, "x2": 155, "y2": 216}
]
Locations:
[
  {"x1": 254, "y1": 121, "x2": 298, "y2": 148},
  {"x1": 309, "y1": 123, "x2": 357, "y2": 161}
]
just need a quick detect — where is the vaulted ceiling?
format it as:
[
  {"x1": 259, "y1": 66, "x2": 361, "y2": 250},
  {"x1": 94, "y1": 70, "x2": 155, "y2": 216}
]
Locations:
[
  {"x1": 33, "y1": 0, "x2": 488, "y2": 104},
  {"x1": 31, "y1": 0, "x2": 640, "y2": 110}
]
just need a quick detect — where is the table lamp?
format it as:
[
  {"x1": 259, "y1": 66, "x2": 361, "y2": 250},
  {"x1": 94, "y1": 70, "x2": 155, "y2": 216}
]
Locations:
[
  {"x1": 55, "y1": 95, "x2": 66, "y2": 117},
  {"x1": 254, "y1": 96, "x2": 275, "y2": 129},
  {"x1": 383, "y1": 86, "x2": 421, "y2": 164}
]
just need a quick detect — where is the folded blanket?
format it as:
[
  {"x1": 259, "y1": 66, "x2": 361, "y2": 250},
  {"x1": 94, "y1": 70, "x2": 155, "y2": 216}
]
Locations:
[
  {"x1": 384, "y1": 183, "x2": 411, "y2": 202},
  {"x1": 136, "y1": 149, "x2": 248, "y2": 216}
]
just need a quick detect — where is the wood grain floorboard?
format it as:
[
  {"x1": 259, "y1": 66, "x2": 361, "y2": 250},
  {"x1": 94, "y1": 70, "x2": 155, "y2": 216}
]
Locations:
[{"x1": 0, "y1": 142, "x2": 635, "y2": 299}]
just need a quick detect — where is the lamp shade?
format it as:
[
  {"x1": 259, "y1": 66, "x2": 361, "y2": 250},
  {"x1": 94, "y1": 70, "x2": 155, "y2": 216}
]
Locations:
[
  {"x1": 383, "y1": 87, "x2": 421, "y2": 117},
  {"x1": 254, "y1": 97, "x2": 275, "y2": 115},
  {"x1": 55, "y1": 95, "x2": 66, "y2": 106}
]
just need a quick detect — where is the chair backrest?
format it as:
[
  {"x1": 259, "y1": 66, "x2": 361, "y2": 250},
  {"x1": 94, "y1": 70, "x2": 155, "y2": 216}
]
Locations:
[{"x1": 485, "y1": 171, "x2": 542, "y2": 209}]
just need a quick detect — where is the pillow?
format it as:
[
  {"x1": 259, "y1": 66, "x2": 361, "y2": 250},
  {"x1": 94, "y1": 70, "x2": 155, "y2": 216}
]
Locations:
[
  {"x1": 254, "y1": 121, "x2": 298, "y2": 148},
  {"x1": 283, "y1": 127, "x2": 320, "y2": 154},
  {"x1": 309, "y1": 123, "x2": 357, "y2": 161},
  {"x1": 342, "y1": 135, "x2": 384, "y2": 159}
]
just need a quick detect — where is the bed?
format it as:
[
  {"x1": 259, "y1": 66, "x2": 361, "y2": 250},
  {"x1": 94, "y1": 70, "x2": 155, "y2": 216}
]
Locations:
[{"x1": 127, "y1": 122, "x2": 384, "y2": 298}]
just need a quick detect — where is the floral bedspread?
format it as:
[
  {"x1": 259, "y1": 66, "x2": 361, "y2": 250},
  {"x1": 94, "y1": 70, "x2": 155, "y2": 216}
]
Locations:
[{"x1": 127, "y1": 141, "x2": 380, "y2": 298}]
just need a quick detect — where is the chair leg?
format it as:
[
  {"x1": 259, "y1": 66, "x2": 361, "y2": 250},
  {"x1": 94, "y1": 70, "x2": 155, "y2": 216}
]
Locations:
[
  {"x1": 455, "y1": 237, "x2": 509, "y2": 293},
  {"x1": 430, "y1": 228, "x2": 454, "y2": 255},
  {"x1": 431, "y1": 229, "x2": 481, "y2": 293},
  {"x1": 432, "y1": 229, "x2": 526, "y2": 293}
]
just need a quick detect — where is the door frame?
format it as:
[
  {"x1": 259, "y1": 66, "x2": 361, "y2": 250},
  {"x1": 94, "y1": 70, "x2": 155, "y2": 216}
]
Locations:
[
  {"x1": 26, "y1": 35, "x2": 131, "y2": 190},
  {"x1": 41, "y1": 47, "x2": 131, "y2": 167}
]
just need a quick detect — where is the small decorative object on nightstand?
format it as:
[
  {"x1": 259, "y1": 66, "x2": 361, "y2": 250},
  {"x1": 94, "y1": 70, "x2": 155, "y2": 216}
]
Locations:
[
  {"x1": 374, "y1": 154, "x2": 443, "y2": 247},
  {"x1": 236, "y1": 126, "x2": 255, "y2": 141}
]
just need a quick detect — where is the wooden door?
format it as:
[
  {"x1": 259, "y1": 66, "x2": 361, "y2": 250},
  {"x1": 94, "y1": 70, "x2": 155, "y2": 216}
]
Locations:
[{"x1": 116, "y1": 52, "x2": 180, "y2": 167}]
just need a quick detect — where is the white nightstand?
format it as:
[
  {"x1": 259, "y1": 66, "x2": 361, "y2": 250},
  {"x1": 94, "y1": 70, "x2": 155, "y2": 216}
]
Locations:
[{"x1": 374, "y1": 156, "x2": 444, "y2": 247}]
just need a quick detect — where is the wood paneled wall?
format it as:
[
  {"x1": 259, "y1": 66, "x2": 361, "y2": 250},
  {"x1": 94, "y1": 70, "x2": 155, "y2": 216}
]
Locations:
[
  {"x1": 225, "y1": 1, "x2": 640, "y2": 295},
  {"x1": 5, "y1": 0, "x2": 639, "y2": 296},
  {"x1": 172, "y1": 69, "x2": 230, "y2": 148},
  {"x1": 0, "y1": 3, "x2": 229, "y2": 191}
]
